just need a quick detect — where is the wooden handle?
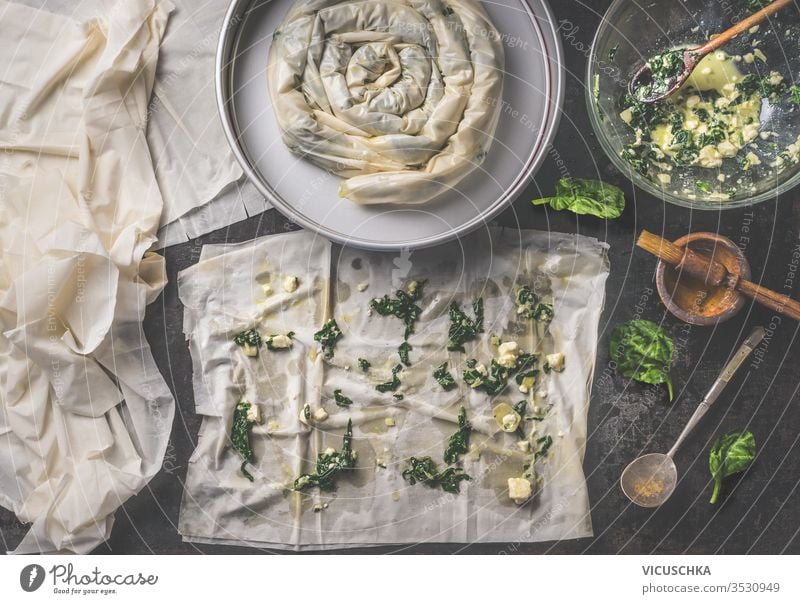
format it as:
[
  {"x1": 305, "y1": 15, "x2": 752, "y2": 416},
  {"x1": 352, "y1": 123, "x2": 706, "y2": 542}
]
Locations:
[
  {"x1": 738, "y1": 279, "x2": 800, "y2": 321},
  {"x1": 636, "y1": 231, "x2": 729, "y2": 286},
  {"x1": 696, "y1": 0, "x2": 792, "y2": 56}
]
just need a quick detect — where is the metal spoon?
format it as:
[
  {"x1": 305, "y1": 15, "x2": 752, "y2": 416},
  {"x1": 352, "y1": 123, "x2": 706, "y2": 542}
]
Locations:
[
  {"x1": 629, "y1": 0, "x2": 791, "y2": 103},
  {"x1": 620, "y1": 326, "x2": 765, "y2": 507}
]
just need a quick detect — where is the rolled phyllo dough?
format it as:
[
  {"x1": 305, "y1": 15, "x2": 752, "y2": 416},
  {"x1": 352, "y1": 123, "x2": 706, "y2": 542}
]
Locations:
[{"x1": 267, "y1": 0, "x2": 505, "y2": 205}]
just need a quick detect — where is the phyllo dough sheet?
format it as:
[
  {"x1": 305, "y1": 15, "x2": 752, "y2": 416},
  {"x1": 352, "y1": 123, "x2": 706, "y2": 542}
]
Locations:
[{"x1": 178, "y1": 228, "x2": 609, "y2": 549}]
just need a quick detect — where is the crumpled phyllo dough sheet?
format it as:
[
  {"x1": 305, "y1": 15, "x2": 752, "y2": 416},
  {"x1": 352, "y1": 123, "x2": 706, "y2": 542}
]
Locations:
[
  {"x1": 0, "y1": 0, "x2": 175, "y2": 554},
  {"x1": 178, "y1": 228, "x2": 609, "y2": 549}
]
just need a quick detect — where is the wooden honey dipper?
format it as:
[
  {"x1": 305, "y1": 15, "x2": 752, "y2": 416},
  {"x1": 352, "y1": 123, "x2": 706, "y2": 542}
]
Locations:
[{"x1": 637, "y1": 230, "x2": 800, "y2": 322}]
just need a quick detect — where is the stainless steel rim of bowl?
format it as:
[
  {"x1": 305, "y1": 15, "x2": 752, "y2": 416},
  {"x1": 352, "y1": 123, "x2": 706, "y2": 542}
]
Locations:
[
  {"x1": 586, "y1": 0, "x2": 799, "y2": 211},
  {"x1": 216, "y1": 0, "x2": 565, "y2": 251}
]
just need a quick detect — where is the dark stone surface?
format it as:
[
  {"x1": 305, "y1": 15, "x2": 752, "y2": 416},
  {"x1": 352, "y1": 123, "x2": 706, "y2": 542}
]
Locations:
[{"x1": 2, "y1": 0, "x2": 799, "y2": 555}]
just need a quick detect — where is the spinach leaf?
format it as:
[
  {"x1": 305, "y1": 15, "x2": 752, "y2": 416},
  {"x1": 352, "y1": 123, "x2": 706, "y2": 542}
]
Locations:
[
  {"x1": 709, "y1": 430, "x2": 756, "y2": 504},
  {"x1": 447, "y1": 298, "x2": 484, "y2": 351},
  {"x1": 534, "y1": 435, "x2": 553, "y2": 461},
  {"x1": 370, "y1": 281, "x2": 426, "y2": 340},
  {"x1": 463, "y1": 353, "x2": 537, "y2": 396},
  {"x1": 314, "y1": 319, "x2": 342, "y2": 359},
  {"x1": 357, "y1": 358, "x2": 371, "y2": 372},
  {"x1": 402, "y1": 456, "x2": 471, "y2": 494},
  {"x1": 333, "y1": 389, "x2": 353, "y2": 408},
  {"x1": 516, "y1": 285, "x2": 553, "y2": 322},
  {"x1": 513, "y1": 400, "x2": 528, "y2": 440},
  {"x1": 294, "y1": 419, "x2": 355, "y2": 491},
  {"x1": 610, "y1": 319, "x2": 675, "y2": 400},
  {"x1": 433, "y1": 362, "x2": 457, "y2": 391},
  {"x1": 398, "y1": 341, "x2": 412, "y2": 366},
  {"x1": 532, "y1": 178, "x2": 625, "y2": 219},
  {"x1": 376, "y1": 364, "x2": 402, "y2": 393},
  {"x1": 231, "y1": 400, "x2": 260, "y2": 481},
  {"x1": 233, "y1": 328, "x2": 262, "y2": 357},
  {"x1": 443, "y1": 406, "x2": 472, "y2": 464}
]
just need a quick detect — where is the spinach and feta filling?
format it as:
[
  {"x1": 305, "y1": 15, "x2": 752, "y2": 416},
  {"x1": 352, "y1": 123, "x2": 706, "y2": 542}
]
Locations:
[
  {"x1": 314, "y1": 319, "x2": 342, "y2": 359},
  {"x1": 401, "y1": 457, "x2": 472, "y2": 494},
  {"x1": 463, "y1": 352, "x2": 537, "y2": 396},
  {"x1": 233, "y1": 328, "x2": 262, "y2": 357},
  {"x1": 443, "y1": 406, "x2": 471, "y2": 464},
  {"x1": 370, "y1": 280, "x2": 425, "y2": 365},
  {"x1": 433, "y1": 362, "x2": 456, "y2": 391},
  {"x1": 446, "y1": 298, "x2": 484, "y2": 351},
  {"x1": 294, "y1": 419, "x2": 356, "y2": 491},
  {"x1": 375, "y1": 363, "x2": 403, "y2": 393},
  {"x1": 265, "y1": 331, "x2": 295, "y2": 350},
  {"x1": 231, "y1": 399, "x2": 262, "y2": 481}
]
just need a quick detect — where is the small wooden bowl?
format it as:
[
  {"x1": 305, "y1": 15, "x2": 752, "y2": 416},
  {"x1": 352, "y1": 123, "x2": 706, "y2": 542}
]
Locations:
[{"x1": 655, "y1": 232, "x2": 751, "y2": 326}]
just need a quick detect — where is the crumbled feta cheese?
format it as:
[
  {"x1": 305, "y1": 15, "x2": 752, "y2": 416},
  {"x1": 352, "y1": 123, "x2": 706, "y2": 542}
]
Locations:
[
  {"x1": 745, "y1": 151, "x2": 761, "y2": 166},
  {"x1": 407, "y1": 281, "x2": 418, "y2": 295},
  {"x1": 313, "y1": 407, "x2": 329, "y2": 422},
  {"x1": 717, "y1": 141, "x2": 737, "y2": 157},
  {"x1": 475, "y1": 363, "x2": 488, "y2": 376},
  {"x1": 619, "y1": 108, "x2": 633, "y2": 124},
  {"x1": 742, "y1": 123, "x2": 760, "y2": 144},
  {"x1": 769, "y1": 71, "x2": 783, "y2": 86},
  {"x1": 753, "y1": 48, "x2": 767, "y2": 63},
  {"x1": 246, "y1": 403, "x2": 261, "y2": 423},
  {"x1": 385, "y1": 417, "x2": 396, "y2": 427},
  {"x1": 496, "y1": 341, "x2": 519, "y2": 368},
  {"x1": 536, "y1": 389, "x2": 548, "y2": 399},
  {"x1": 657, "y1": 173, "x2": 671, "y2": 185},
  {"x1": 685, "y1": 94, "x2": 701, "y2": 108},
  {"x1": 269, "y1": 334, "x2": 293, "y2": 349},
  {"x1": 324, "y1": 447, "x2": 336, "y2": 456},
  {"x1": 502, "y1": 413, "x2": 518, "y2": 432},
  {"x1": 516, "y1": 440, "x2": 531, "y2": 453},
  {"x1": 743, "y1": 52, "x2": 755, "y2": 64},
  {"x1": 508, "y1": 477, "x2": 532, "y2": 505},
  {"x1": 261, "y1": 283, "x2": 273, "y2": 296},
  {"x1": 697, "y1": 145, "x2": 723, "y2": 168},
  {"x1": 546, "y1": 352, "x2": 565, "y2": 372},
  {"x1": 357, "y1": 282, "x2": 369, "y2": 292},
  {"x1": 282, "y1": 275, "x2": 299, "y2": 293}
]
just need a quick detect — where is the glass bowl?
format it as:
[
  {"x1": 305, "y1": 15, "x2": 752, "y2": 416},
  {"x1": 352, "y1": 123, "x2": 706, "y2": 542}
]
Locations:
[{"x1": 587, "y1": 0, "x2": 800, "y2": 209}]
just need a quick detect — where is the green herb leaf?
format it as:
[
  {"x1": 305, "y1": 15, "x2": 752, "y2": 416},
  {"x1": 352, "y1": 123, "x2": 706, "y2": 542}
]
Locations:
[
  {"x1": 402, "y1": 456, "x2": 471, "y2": 494},
  {"x1": 463, "y1": 353, "x2": 537, "y2": 396},
  {"x1": 233, "y1": 328, "x2": 262, "y2": 357},
  {"x1": 447, "y1": 298, "x2": 484, "y2": 351},
  {"x1": 433, "y1": 362, "x2": 457, "y2": 391},
  {"x1": 516, "y1": 285, "x2": 554, "y2": 322},
  {"x1": 398, "y1": 341, "x2": 412, "y2": 366},
  {"x1": 314, "y1": 319, "x2": 342, "y2": 359},
  {"x1": 294, "y1": 419, "x2": 355, "y2": 491},
  {"x1": 709, "y1": 430, "x2": 756, "y2": 504},
  {"x1": 370, "y1": 281, "x2": 426, "y2": 340},
  {"x1": 376, "y1": 364, "x2": 402, "y2": 393},
  {"x1": 443, "y1": 406, "x2": 472, "y2": 464},
  {"x1": 231, "y1": 400, "x2": 260, "y2": 481},
  {"x1": 357, "y1": 358, "x2": 371, "y2": 372},
  {"x1": 532, "y1": 178, "x2": 625, "y2": 219},
  {"x1": 333, "y1": 389, "x2": 353, "y2": 408},
  {"x1": 534, "y1": 435, "x2": 553, "y2": 461},
  {"x1": 610, "y1": 319, "x2": 675, "y2": 400}
]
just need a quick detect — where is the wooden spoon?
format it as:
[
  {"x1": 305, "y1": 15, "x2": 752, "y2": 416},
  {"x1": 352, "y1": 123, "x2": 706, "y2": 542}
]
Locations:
[
  {"x1": 637, "y1": 230, "x2": 800, "y2": 321},
  {"x1": 629, "y1": 0, "x2": 792, "y2": 103}
]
